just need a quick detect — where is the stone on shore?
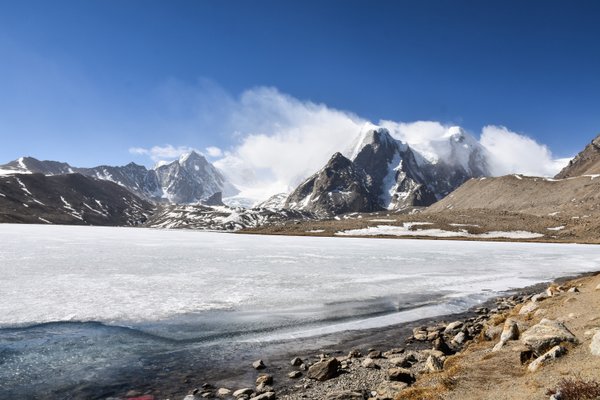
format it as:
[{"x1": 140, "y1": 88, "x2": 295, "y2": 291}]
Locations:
[
  {"x1": 252, "y1": 360, "x2": 266, "y2": 370},
  {"x1": 425, "y1": 354, "x2": 444, "y2": 372},
  {"x1": 590, "y1": 331, "x2": 600, "y2": 356},
  {"x1": 347, "y1": 349, "x2": 363, "y2": 358},
  {"x1": 521, "y1": 319, "x2": 578, "y2": 354},
  {"x1": 307, "y1": 358, "x2": 340, "y2": 381},
  {"x1": 249, "y1": 392, "x2": 276, "y2": 400},
  {"x1": 233, "y1": 388, "x2": 254, "y2": 398},
  {"x1": 388, "y1": 368, "x2": 416, "y2": 384},
  {"x1": 290, "y1": 357, "x2": 303, "y2": 366},
  {"x1": 519, "y1": 301, "x2": 539, "y2": 315},
  {"x1": 325, "y1": 391, "x2": 365, "y2": 399},
  {"x1": 256, "y1": 374, "x2": 273, "y2": 386},
  {"x1": 216, "y1": 388, "x2": 231, "y2": 397},
  {"x1": 492, "y1": 318, "x2": 520, "y2": 351},
  {"x1": 288, "y1": 371, "x2": 302, "y2": 379},
  {"x1": 444, "y1": 321, "x2": 463, "y2": 333},
  {"x1": 361, "y1": 357, "x2": 378, "y2": 369},
  {"x1": 389, "y1": 353, "x2": 417, "y2": 368},
  {"x1": 527, "y1": 345, "x2": 567, "y2": 372},
  {"x1": 433, "y1": 337, "x2": 454, "y2": 355}
]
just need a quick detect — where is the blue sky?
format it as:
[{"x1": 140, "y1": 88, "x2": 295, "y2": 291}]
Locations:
[{"x1": 1, "y1": 0, "x2": 599, "y2": 169}]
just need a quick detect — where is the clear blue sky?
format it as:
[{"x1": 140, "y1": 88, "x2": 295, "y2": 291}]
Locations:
[{"x1": 1, "y1": 0, "x2": 599, "y2": 167}]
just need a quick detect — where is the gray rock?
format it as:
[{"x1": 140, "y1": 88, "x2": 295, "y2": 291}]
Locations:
[
  {"x1": 361, "y1": 357, "x2": 378, "y2": 369},
  {"x1": 433, "y1": 337, "x2": 454, "y2": 355},
  {"x1": 444, "y1": 321, "x2": 463, "y2": 333},
  {"x1": 249, "y1": 392, "x2": 276, "y2": 400},
  {"x1": 567, "y1": 287, "x2": 580, "y2": 293},
  {"x1": 527, "y1": 345, "x2": 567, "y2": 372},
  {"x1": 290, "y1": 357, "x2": 303, "y2": 366},
  {"x1": 425, "y1": 354, "x2": 444, "y2": 372},
  {"x1": 288, "y1": 371, "x2": 302, "y2": 379},
  {"x1": 521, "y1": 319, "x2": 578, "y2": 355},
  {"x1": 347, "y1": 349, "x2": 363, "y2": 358},
  {"x1": 252, "y1": 359, "x2": 266, "y2": 370},
  {"x1": 367, "y1": 350, "x2": 383, "y2": 359},
  {"x1": 389, "y1": 353, "x2": 416, "y2": 368},
  {"x1": 307, "y1": 358, "x2": 340, "y2": 381},
  {"x1": 233, "y1": 388, "x2": 255, "y2": 398},
  {"x1": 388, "y1": 368, "x2": 416, "y2": 384},
  {"x1": 217, "y1": 388, "x2": 232, "y2": 397},
  {"x1": 374, "y1": 381, "x2": 408, "y2": 398},
  {"x1": 590, "y1": 331, "x2": 600, "y2": 356},
  {"x1": 452, "y1": 331, "x2": 466, "y2": 345},
  {"x1": 255, "y1": 374, "x2": 273, "y2": 386},
  {"x1": 325, "y1": 391, "x2": 365, "y2": 400},
  {"x1": 519, "y1": 301, "x2": 539, "y2": 315}
]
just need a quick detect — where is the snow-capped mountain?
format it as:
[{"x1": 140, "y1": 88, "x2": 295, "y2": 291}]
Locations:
[
  {"x1": 285, "y1": 126, "x2": 490, "y2": 215},
  {"x1": 0, "y1": 151, "x2": 237, "y2": 204}
]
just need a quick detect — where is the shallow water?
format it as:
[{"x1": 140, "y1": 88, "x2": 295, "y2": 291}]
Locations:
[{"x1": 0, "y1": 224, "x2": 599, "y2": 398}]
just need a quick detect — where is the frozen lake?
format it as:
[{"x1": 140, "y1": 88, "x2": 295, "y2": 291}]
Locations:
[{"x1": 0, "y1": 224, "x2": 599, "y2": 398}]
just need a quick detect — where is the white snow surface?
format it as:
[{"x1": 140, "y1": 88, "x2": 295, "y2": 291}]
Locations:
[
  {"x1": 336, "y1": 224, "x2": 544, "y2": 239},
  {"x1": 0, "y1": 225, "x2": 598, "y2": 341}
]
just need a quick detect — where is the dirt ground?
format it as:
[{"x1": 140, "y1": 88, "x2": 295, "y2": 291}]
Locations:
[
  {"x1": 240, "y1": 208, "x2": 600, "y2": 244},
  {"x1": 396, "y1": 273, "x2": 600, "y2": 400}
]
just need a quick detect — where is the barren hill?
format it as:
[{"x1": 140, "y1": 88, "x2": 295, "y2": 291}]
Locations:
[{"x1": 426, "y1": 174, "x2": 600, "y2": 217}]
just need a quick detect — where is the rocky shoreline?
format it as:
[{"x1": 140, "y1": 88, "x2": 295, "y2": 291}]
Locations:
[{"x1": 108, "y1": 272, "x2": 600, "y2": 400}]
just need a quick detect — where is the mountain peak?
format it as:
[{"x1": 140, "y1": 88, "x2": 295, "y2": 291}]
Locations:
[{"x1": 179, "y1": 150, "x2": 205, "y2": 165}]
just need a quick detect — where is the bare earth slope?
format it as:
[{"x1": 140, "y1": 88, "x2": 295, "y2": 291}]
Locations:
[{"x1": 426, "y1": 174, "x2": 600, "y2": 217}]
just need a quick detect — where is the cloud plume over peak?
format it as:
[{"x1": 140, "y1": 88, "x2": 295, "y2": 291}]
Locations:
[{"x1": 132, "y1": 83, "x2": 571, "y2": 204}]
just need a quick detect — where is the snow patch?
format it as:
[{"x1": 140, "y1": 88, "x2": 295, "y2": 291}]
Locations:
[
  {"x1": 547, "y1": 226, "x2": 565, "y2": 231},
  {"x1": 336, "y1": 224, "x2": 543, "y2": 239}
]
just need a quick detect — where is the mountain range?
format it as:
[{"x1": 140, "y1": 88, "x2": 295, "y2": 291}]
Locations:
[{"x1": 0, "y1": 151, "x2": 235, "y2": 204}]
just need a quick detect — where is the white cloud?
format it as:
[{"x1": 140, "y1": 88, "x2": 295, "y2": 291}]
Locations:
[
  {"x1": 131, "y1": 83, "x2": 571, "y2": 203},
  {"x1": 129, "y1": 144, "x2": 200, "y2": 162},
  {"x1": 205, "y1": 146, "x2": 223, "y2": 157},
  {"x1": 213, "y1": 87, "x2": 367, "y2": 201},
  {"x1": 480, "y1": 125, "x2": 569, "y2": 177}
]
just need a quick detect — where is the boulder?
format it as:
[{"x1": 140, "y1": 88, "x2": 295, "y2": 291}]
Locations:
[
  {"x1": 367, "y1": 350, "x2": 383, "y2": 359},
  {"x1": 347, "y1": 349, "x2": 363, "y2": 358},
  {"x1": 521, "y1": 319, "x2": 578, "y2": 355},
  {"x1": 217, "y1": 388, "x2": 231, "y2": 397},
  {"x1": 590, "y1": 331, "x2": 600, "y2": 356},
  {"x1": 527, "y1": 345, "x2": 567, "y2": 372},
  {"x1": 374, "y1": 381, "x2": 408, "y2": 399},
  {"x1": 452, "y1": 331, "x2": 466, "y2": 345},
  {"x1": 361, "y1": 357, "x2": 378, "y2": 369},
  {"x1": 233, "y1": 388, "x2": 254, "y2": 398},
  {"x1": 433, "y1": 337, "x2": 454, "y2": 355},
  {"x1": 290, "y1": 357, "x2": 303, "y2": 366},
  {"x1": 307, "y1": 358, "x2": 340, "y2": 381},
  {"x1": 387, "y1": 368, "x2": 416, "y2": 384},
  {"x1": 424, "y1": 354, "x2": 444, "y2": 372},
  {"x1": 567, "y1": 287, "x2": 580, "y2": 293},
  {"x1": 444, "y1": 321, "x2": 463, "y2": 333},
  {"x1": 249, "y1": 393, "x2": 276, "y2": 400},
  {"x1": 255, "y1": 374, "x2": 273, "y2": 386},
  {"x1": 288, "y1": 371, "x2": 302, "y2": 379},
  {"x1": 252, "y1": 360, "x2": 266, "y2": 370},
  {"x1": 325, "y1": 391, "x2": 365, "y2": 400},
  {"x1": 518, "y1": 301, "x2": 539, "y2": 315},
  {"x1": 492, "y1": 319, "x2": 519, "y2": 352},
  {"x1": 389, "y1": 353, "x2": 417, "y2": 368}
]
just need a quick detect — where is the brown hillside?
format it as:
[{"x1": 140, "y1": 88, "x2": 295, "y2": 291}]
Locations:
[
  {"x1": 556, "y1": 135, "x2": 600, "y2": 178},
  {"x1": 425, "y1": 174, "x2": 600, "y2": 217}
]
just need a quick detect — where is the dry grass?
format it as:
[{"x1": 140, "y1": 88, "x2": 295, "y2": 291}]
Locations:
[{"x1": 547, "y1": 377, "x2": 600, "y2": 400}]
